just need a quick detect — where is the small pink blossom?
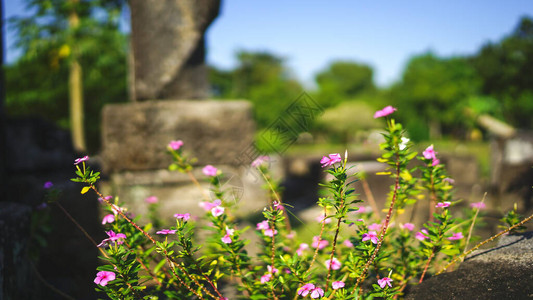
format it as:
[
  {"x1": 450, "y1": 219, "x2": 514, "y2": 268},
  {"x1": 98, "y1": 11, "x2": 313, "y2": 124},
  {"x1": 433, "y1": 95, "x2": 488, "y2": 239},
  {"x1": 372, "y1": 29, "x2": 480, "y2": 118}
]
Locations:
[
  {"x1": 264, "y1": 228, "x2": 278, "y2": 237},
  {"x1": 98, "y1": 196, "x2": 113, "y2": 203},
  {"x1": 199, "y1": 199, "x2": 222, "y2": 211},
  {"x1": 94, "y1": 271, "x2": 115, "y2": 286},
  {"x1": 444, "y1": 177, "x2": 455, "y2": 184},
  {"x1": 423, "y1": 145, "x2": 437, "y2": 160},
  {"x1": 174, "y1": 213, "x2": 191, "y2": 221},
  {"x1": 310, "y1": 287, "x2": 324, "y2": 299},
  {"x1": 316, "y1": 215, "x2": 332, "y2": 224},
  {"x1": 432, "y1": 158, "x2": 440, "y2": 166},
  {"x1": 145, "y1": 196, "x2": 158, "y2": 204},
  {"x1": 416, "y1": 229, "x2": 429, "y2": 241},
  {"x1": 267, "y1": 265, "x2": 279, "y2": 274},
  {"x1": 110, "y1": 204, "x2": 124, "y2": 216},
  {"x1": 286, "y1": 231, "x2": 296, "y2": 239},
  {"x1": 251, "y1": 156, "x2": 269, "y2": 167},
  {"x1": 202, "y1": 165, "x2": 218, "y2": 176},
  {"x1": 362, "y1": 231, "x2": 379, "y2": 244},
  {"x1": 260, "y1": 273, "x2": 272, "y2": 284},
  {"x1": 156, "y1": 229, "x2": 177, "y2": 235},
  {"x1": 168, "y1": 140, "x2": 183, "y2": 150},
  {"x1": 256, "y1": 220, "x2": 270, "y2": 230},
  {"x1": 211, "y1": 206, "x2": 225, "y2": 217},
  {"x1": 320, "y1": 153, "x2": 342, "y2": 168},
  {"x1": 325, "y1": 258, "x2": 341, "y2": 270},
  {"x1": 343, "y1": 239, "x2": 354, "y2": 248},
  {"x1": 312, "y1": 236, "x2": 329, "y2": 249},
  {"x1": 470, "y1": 202, "x2": 486, "y2": 210},
  {"x1": 373, "y1": 105, "x2": 397, "y2": 118},
  {"x1": 98, "y1": 230, "x2": 126, "y2": 247},
  {"x1": 436, "y1": 202, "x2": 451, "y2": 208},
  {"x1": 221, "y1": 234, "x2": 232, "y2": 244},
  {"x1": 378, "y1": 277, "x2": 393, "y2": 288},
  {"x1": 448, "y1": 232, "x2": 464, "y2": 240},
  {"x1": 402, "y1": 223, "x2": 415, "y2": 231},
  {"x1": 43, "y1": 181, "x2": 53, "y2": 189},
  {"x1": 354, "y1": 206, "x2": 371, "y2": 214},
  {"x1": 102, "y1": 214, "x2": 115, "y2": 225},
  {"x1": 332, "y1": 281, "x2": 345, "y2": 290},
  {"x1": 296, "y1": 243, "x2": 309, "y2": 256},
  {"x1": 298, "y1": 283, "x2": 316, "y2": 297},
  {"x1": 74, "y1": 155, "x2": 89, "y2": 165},
  {"x1": 368, "y1": 222, "x2": 382, "y2": 231}
]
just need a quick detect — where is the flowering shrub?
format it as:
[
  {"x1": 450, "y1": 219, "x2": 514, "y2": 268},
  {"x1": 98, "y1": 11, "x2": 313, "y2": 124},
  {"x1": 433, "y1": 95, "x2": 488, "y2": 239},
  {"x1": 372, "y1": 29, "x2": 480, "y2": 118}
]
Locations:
[{"x1": 67, "y1": 106, "x2": 533, "y2": 299}]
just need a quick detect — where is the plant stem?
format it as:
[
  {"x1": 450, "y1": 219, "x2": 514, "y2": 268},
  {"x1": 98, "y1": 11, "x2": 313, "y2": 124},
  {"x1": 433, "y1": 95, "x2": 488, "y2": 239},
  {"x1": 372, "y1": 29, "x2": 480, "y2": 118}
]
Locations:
[
  {"x1": 463, "y1": 192, "x2": 487, "y2": 258},
  {"x1": 352, "y1": 155, "x2": 401, "y2": 296},
  {"x1": 436, "y1": 209, "x2": 533, "y2": 275},
  {"x1": 418, "y1": 248, "x2": 435, "y2": 283}
]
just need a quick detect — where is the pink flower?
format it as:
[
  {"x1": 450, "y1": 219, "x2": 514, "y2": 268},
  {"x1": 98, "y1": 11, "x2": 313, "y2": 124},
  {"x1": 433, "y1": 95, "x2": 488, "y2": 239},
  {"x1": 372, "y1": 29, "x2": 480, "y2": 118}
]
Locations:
[
  {"x1": 221, "y1": 234, "x2": 232, "y2": 244},
  {"x1": 74, "y1": 155, "x2": 89, "y2": 165},
  {"x1": 444, "y1": 177, "x2": 455, "y2": 184},
  {"x1": 98, "y1": 230, "x2": 126, "y2": 247},
  {"x1": 298, "y1": 283, "x2": 316, "y2": 297},
  {"x1": 354, "y1": 206, "x2": 371, "y2": 214},
  {"x1": 43, "y1": 181, "x2": 53, "y2": 189},
  {"x1": 416, "y1": 229, "x2": 429, "y2": 241},
  {"x1": 273, "y1": 201, "x2": 285, "y2": 210},
  {"x1": 98, "y1": 196, "x2": 113, "y2": 203},
  {"x1": 432, "y1": 158, "x2": 440, "y2": 166},
  {"x1": 211, "y1": 206, "x2": 225, "y2": 217},
  {"x1": 470, "y1": 202, "x2": 486, "y2": 210},
  {"x1": 378, "y1": 277, "x2": 393, "y2": 288},
  {"x1": 343, "y1": 239, "x2": 354, "y2": 248},
  {"x1": 423, "y1": 145, "x2": 437, "y2": 160},
  {"x1": 156, "y1": 229, "x2": 177, "y2": 235},
  {"x1": 202, "y1": 165, "x2": 218, "y2": 176},
  {"x1": 368, "y1": 223, "x2": 382, "y2": 231},
  {"x1": 320, "y1": 153, "x2": 342, "y2": 168},
  {"x1": 94, "y1": 271, "x2": 115, "y2": 286},
  {"x1": 256, "y1": 220, "x2": 270, "y2": 230},
  {"x1": 168, "y1": 140, "x2": 183, "y2": 150},
  {"x1": 373, "y1": 105, "x2": 397, "y2": 118},
  {"x1": 145, "y1": 196, "x2": 158, "y2": 204},
  {"x1": 436, "y1": 202, "x2": 451, "y2": 208},
  {"x1": 199, "y1": 199, "x2": 222, "y2": 211},
  {"x1": 264, "y1": 228, "x2": 278, "y2": 237},
  {"x1": 174, "y1": 213, "x2": 191, "y2": 221},
  {"x1": 296, "y1": 243, "x2": 309, "y2": 256},
  {"x1": 102, "y1": 214, "x2": 115, "y2": 225},
  {"x1": 260, "y1": 273, "x2": 272, "y2": 284},
  {"x1": 310, "y1": 287, "x2": 324, "y2": 299},
  {"x1": 316, "y1": 215, "x2": 331, "y2": 224},
  {"x1": 362, "y1": 231, "x2": 379, "y2": 244},
  {"x1": 332, "y1": 281, "x2": 345, "y2": 290},
  {"x1": 267, "y1": 265, "x2": 279, "y2": 274},
  {"x1": 286, "y1": 231, "x2": 296, "y2": 239},
  {"x1": 312, "y1": 236, "x2": 329, "y2": 249},
  {"x1": 448, "y1": 232, "x2": 464, "y2": 240},
  {"x1": 402, "y1": 223, "x2": 415, "y2": 231},
  {"x1": 251, "y1": 156, "x2": 269, "y2": 167},
  {"x1": 325, "y1": 258, "x2": 341, "y2": 270}
]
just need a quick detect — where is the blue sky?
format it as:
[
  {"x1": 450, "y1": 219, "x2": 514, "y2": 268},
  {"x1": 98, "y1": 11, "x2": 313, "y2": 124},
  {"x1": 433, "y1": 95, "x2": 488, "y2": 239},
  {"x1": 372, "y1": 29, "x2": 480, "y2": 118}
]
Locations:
[{"x1": 5, "y1": 1, "x2": 533, "y2": 87}]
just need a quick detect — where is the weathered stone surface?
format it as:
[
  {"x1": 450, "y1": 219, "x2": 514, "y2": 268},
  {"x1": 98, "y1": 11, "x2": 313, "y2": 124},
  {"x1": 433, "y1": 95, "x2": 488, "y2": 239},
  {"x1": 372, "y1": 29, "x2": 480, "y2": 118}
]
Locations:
[
  {"x1": 130, "y1": 0, "x2": 220, "y2": 100},
  {"x1": 407, "y1": 232, "x2": 533, "y2": 299},
  {"x1": 101, "y1": 100, "x2": 255, "y2": 172},
  {"x1": 0, "y1": 202, "x2": 33, "y2": 300}
]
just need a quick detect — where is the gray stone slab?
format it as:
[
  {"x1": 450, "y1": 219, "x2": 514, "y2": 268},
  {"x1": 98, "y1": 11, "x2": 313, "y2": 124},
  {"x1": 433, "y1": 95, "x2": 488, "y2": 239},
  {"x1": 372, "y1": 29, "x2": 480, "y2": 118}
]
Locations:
[{"x1": 101, "y1": 100, "x2": 255, "y2": 172}]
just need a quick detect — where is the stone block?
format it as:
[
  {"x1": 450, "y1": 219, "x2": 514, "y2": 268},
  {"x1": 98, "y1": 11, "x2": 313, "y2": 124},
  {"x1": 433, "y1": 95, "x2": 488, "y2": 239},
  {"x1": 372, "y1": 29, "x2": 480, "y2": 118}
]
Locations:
[
  {"x1": 101, "y1": 100, "x2": 255, "y2": 173},
  {"x1": 407, "y1": 231, "x2": 533, "y2": 299}
]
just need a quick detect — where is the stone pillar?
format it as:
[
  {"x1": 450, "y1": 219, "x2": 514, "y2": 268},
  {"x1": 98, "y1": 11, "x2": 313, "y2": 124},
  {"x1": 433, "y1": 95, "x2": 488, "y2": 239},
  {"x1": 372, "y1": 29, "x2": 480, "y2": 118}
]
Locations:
[{"x1": 129, "y1": 0, "x2": 220, "y2": 101}]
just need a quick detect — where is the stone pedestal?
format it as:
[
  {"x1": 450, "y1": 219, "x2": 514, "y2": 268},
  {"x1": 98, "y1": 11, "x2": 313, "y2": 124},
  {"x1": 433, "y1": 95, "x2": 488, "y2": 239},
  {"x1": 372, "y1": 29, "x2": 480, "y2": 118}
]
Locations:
[{"x1": 100, "y1": 100, "x2": 268, "y2": 221}]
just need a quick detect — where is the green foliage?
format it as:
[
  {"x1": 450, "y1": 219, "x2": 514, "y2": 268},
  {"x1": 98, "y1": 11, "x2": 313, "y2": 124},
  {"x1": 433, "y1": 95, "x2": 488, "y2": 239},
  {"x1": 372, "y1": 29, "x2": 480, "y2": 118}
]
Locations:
[{"x1": 6, "y1": 0, "x2": 128, "y2": 152}]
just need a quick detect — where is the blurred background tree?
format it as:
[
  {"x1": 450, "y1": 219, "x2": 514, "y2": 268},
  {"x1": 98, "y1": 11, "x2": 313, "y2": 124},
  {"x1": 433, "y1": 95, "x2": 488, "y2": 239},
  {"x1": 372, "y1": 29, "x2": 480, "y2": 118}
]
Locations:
[{"x1": 6, "y1": 0, "x2": 127, "y2": 153}]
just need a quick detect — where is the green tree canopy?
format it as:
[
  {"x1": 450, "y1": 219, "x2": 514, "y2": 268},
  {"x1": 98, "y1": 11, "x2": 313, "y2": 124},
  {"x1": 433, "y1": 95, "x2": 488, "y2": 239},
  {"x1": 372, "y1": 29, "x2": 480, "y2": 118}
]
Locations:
[{"x1": 470, "y1": 16, "x2": 533, "y2": 129}]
